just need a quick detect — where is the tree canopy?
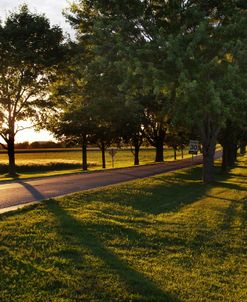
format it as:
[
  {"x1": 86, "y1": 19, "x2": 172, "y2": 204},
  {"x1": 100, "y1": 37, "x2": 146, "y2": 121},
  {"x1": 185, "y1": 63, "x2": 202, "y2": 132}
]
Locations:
[{"x1": 62, "y1": 0, "x2": 247, "y2": 181}]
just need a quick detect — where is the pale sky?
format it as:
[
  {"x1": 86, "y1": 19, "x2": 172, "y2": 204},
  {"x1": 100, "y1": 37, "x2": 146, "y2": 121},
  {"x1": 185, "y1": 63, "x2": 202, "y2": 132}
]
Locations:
[
  {"x1": 0, "y1": 0, "x2": 75, "y2": 142},
  {"x1": 0, "y1": 0, "x2": 74, "y2": 36}
]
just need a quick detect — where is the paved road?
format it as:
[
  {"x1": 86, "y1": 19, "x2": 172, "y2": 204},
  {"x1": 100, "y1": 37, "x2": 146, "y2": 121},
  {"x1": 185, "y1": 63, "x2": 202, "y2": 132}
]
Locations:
[{"x1": 0, "y1": 152, "x2": 222, "y2": 212}]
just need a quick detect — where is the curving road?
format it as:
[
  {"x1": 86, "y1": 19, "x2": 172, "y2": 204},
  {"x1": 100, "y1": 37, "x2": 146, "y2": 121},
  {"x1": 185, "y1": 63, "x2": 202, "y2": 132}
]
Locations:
[{"x1": 0, "y1": 152, "x2": 222, "y2": 213}]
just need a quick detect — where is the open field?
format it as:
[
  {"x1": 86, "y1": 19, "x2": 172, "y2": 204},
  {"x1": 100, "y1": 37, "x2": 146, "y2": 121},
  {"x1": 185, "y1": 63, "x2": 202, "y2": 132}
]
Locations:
[
  {"x1": 0, "y1": 155, "x2": 246, "y2": 301},
  {"x1": 0, "y1": 148, "x2": 191, "y2": 181}
]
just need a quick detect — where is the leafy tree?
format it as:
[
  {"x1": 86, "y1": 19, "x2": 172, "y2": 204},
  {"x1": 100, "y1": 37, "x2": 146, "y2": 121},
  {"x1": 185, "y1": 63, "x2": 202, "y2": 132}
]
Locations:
[
  {"x1": 171, "y1": 1, "x2": 247, "y2": 181},
  {"x1": 139, "y1": 95, "x2": 171, "y2": 162},
  {"x1": 125, "y1": 0, "x2": 247, "y2": 179},
  {"x1": 54, "y1": 107, "x2": 93, "y2": 171},
  {"x1": 0, "y1": 5, "x2": 64, "y2": 175},
  {"x1": 89, "y1": 98, "x2": 126, "y2": 169},
  {"x1": 49, "y1": 70, "x2": 93, "y2": 171}
]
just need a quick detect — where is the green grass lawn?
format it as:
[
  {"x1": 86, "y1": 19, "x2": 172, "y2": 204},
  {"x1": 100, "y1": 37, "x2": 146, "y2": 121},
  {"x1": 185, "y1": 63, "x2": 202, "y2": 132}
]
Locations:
[
  {"x1": 0, "y1": 148, "x2": 190, "y2": 181},
  {"x1": 0, "y1": 156, "x2": 246, "y2": 301}
]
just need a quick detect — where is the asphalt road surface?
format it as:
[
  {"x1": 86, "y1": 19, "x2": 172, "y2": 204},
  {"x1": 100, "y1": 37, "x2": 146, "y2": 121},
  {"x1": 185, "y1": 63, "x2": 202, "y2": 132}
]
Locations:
[{"x1": 0, "y1": 152, "x2": 222, "y2": 213}]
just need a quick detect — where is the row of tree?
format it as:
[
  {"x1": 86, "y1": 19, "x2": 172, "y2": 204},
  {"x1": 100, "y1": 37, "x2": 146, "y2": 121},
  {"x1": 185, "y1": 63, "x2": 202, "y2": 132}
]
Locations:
[
  {"x1": 0, "y1": 2, "x2": 247, "y2": 181},
  {"x1": 51, "y1": 0, "x2": 247, "y2": 181}
]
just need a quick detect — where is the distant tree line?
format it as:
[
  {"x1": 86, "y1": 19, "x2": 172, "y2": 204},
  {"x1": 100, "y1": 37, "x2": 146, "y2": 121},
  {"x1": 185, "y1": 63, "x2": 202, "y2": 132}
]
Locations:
[
  {"x1": 13, "y1": 141, "x2": 64, "y2": 149},
  {"x1": 0, "y1": 2, "x2": 246, "y2": 181}
]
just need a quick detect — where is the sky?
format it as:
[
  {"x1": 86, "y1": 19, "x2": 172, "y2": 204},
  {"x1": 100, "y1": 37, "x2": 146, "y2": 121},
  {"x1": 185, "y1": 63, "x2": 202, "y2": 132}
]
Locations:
[
  {"x1": 0, "y1": 0, "x2": 73, "y2": 35},
  {"x1": 0, "y1": 0, "x2": 75, "y2": 142}
]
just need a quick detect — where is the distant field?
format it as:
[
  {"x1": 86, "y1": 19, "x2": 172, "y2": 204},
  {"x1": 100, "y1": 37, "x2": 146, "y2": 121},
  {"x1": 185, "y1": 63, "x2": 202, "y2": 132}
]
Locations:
[
  {"x1": 0, "y1": 147, "x2": 187, "y2": 166},
  {"x1": 0, "y1": 148, "x2": 191, "y2": 178}
]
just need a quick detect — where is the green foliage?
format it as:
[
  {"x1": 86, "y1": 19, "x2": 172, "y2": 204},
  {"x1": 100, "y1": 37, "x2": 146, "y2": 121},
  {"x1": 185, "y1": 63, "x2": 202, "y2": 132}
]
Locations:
[
  {"x1": 55, "y1": 0, "x2": 247, "y2": 179},
  {"x1": 174, "y1": 2, "x2": 247, "y2": 132},
  {"x1": 0, "y1": 5, "x2": 64, "y2": 127},
  {"x1": 66, "y1": 1, "x2": 176, "y2": 160}
]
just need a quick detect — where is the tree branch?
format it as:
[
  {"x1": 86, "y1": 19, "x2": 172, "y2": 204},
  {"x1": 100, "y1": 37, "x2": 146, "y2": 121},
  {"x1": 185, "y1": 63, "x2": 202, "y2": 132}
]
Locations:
[
  {"x1": 14, "y1": 122, "x2": 43, "y2": 135},
  {"x1": 0, "y1": 132, "x2": 8, "y2": 144},
  {"x1": 0, "y1": 142, "x2": 8, "y2": 150}
]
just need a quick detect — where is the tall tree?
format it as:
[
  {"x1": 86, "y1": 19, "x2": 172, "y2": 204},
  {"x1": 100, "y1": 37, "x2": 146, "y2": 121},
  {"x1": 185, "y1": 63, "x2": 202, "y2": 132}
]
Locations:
[
  {"x1": 0, "y1": 5, "x2": 64, "y2": 176},
  {"x1": 51, "y1": 106, "x2": 93, "y2": 171},
  {"x1": 140, "y1": 95, "x2": 171, "y2": 162},
  {"x1": 89, "y1": 98, "x2": 126, "y2": 169},
  {"x1": 171, "y1": 1, "x2": 247, "y2": 181},
  {"x1": 48, "y1": 42, "x2": 93, "y2": 171}
]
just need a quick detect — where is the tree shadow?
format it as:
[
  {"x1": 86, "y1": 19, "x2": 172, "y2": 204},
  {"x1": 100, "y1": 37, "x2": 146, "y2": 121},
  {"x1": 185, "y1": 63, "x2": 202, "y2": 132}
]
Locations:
[
  {"x1": 234, "y1": 165, "x2": 247, "y2": 169},
  {"x1": 204, "y1": 194, "x2": 237, "y2": 203},
  {"x1": 18, "y1": 180, "x2": 46, "y2": 200},
  {"x1": 217, "y1": 181, "x2": 247, "y2": 192},
  {"x1": 241, "y1": 198, "x2": 247, "y2": 227},
  {"x1": 45, "y1": 199, "x2": 180, "y2": 302},
  {"x1": 94, "y1": 168, "x2": 213, "y2": 215},
  {"x1": 221, "y1": 192, "x2": 247, "y2": 231},
  {"x1": 229, "y1": 171, "x2": 247, "y2": 177}
]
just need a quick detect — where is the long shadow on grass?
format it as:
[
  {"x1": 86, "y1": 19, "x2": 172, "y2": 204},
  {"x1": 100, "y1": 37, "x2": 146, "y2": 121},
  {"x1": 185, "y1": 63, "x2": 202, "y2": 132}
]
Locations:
[
  {"x1": 241, "y1": 198, "x2": 247, "y2": 227},
  {"x1": 234, "y1": 164, "x2": 247, "y2": 169},
  {"x1": 45, "y1": 199, "x2": 179, "y2": 302},
  {"x1": 97, "y1": 167, "x2": 213, "y2": 215},
  {"x1": 110, "y1": 165, "x2": 247, "y2": 215},
  {"x1": 217, "y1": 181, "x2": 247, "y2": 192},
  {"x1": 230, "y1": 173, "x2": 247, "y2": 179}
]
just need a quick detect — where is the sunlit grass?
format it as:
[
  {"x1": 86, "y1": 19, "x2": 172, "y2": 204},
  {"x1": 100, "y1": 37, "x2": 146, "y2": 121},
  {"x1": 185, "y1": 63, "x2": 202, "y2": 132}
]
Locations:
[{"x1": 0, "y1": 155, "x2": 246, "y2": 301}]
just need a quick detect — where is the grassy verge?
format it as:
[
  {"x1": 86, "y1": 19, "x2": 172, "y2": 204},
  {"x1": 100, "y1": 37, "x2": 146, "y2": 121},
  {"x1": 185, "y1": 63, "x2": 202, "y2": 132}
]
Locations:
[{"x1": 0, "y1": 156, "x2": 246, "y2": 301}]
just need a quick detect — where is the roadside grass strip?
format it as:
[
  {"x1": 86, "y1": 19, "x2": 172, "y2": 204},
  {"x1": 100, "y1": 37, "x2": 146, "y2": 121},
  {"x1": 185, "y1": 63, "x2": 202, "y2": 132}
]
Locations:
[{"x1": 0, "y1": 156, "x2": 246, "y2": 301}]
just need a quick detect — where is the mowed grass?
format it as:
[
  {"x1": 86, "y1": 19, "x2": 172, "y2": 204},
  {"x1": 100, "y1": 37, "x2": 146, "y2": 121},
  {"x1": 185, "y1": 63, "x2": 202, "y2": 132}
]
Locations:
[
  {"x1": 0, "y1": 148, "x2": 189, "y2": 181},
  {"x1": 0, "y1": 156, "x2": 246, "y2": 301}
]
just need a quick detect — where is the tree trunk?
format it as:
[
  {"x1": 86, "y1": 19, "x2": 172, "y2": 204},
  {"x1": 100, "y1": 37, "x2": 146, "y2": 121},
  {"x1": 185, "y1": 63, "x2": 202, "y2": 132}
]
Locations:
[
  {"x1": 222, "y1": 144, "x2": 228, "y2": 172},
  {"x1": 145, "y1": 126, "x2": 165, "y2": 163},
  {"x1": 202, "y1": 121, "x2": 218, "y2": 183},
  {"x1": 155, "y1": 137, "x2": 164, "y2": 162},
  {"x1": 203, "y1": 147, "x2": 215, "y2": 183},
  {"x1": 222, "y1": 141, "x2": 237, "y2": 171},
  {"x1": 101, "y1": 142, "x2": 106, "y2": 169},
  {"x1": 181, "y1": 148, "x2": 184, "y2": 159},
  {"x1": 240, "y1": 143, "x2": 246, "y2": 155},
  {"x1": 219, "y1": 121, "x2": 239, "y2": 171},
  {"x1": 155, "y1": 143, "x2": 164, "y2": 162},
  {"x1": 134, "y1": 143, "x2": 140, "y2": 165},
  {"x1": 7, "y1": 133, "x2": 16, "y2": 176},
  {"x1": 232, "y1": 144, "x2": 238, "y2": 165},
  {"x1": 82, "y1": 135, "x2": 87, "y2": 171},
  {"x1": 173, "y1": 147, "x2": 177, "y2": 160}
]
